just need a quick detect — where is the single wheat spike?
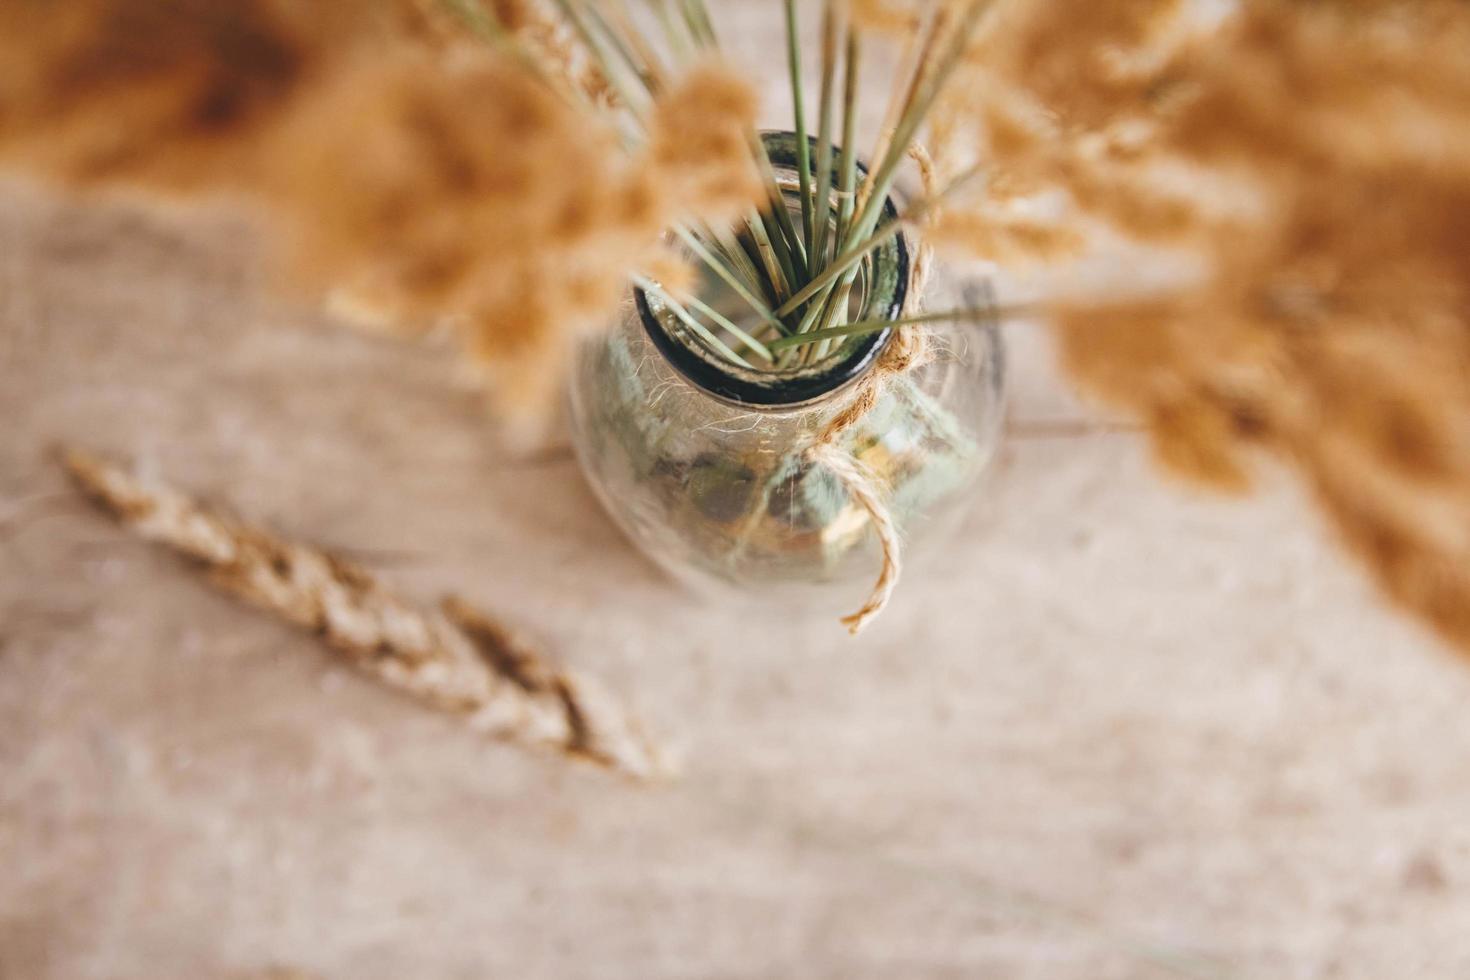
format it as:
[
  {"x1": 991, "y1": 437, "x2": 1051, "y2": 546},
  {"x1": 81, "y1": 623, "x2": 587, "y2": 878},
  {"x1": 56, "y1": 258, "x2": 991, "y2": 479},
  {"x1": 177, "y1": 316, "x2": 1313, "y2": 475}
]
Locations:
[{"x1": 60, "y1": 448, "x2": 675, "y2": 781}]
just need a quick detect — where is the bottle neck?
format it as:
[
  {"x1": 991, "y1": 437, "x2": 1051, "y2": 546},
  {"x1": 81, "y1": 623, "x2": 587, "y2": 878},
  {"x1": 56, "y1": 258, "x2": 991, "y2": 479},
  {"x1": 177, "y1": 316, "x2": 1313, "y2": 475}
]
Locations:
[{"x1": 638, "y1": 131, "x2": 911, "y2": 409}]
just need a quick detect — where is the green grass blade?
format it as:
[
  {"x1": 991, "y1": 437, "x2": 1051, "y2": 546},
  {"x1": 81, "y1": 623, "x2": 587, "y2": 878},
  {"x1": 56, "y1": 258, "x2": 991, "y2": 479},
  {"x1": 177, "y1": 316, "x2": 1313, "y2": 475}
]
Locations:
[
  {"x1": 809, "y1": 0, "x2": 840, "y2": 270},
  {"x1": 685, "y1": 0, "x2": 721, "y2": 46},
  {"x1": 778, "y1": 3, "x2": 992, "y2": 329},
  {"x1": 773, "y1": 217, "x2": 905, "y2": 318},
  {"x1": 636, "y1": 276, "x2": 777, "y2": 362},
  {"x1": 651, "y1": 0, "x2": 695, "y2": 61},
  {"x1": 839, "y1": 0, "x2": 991, "y2": 257},
  {"x1": 784, "y1": 0, "x2": 816, "y2": 252},
  {"x1": 678, "y1": 0, "x2": 715, "y2": 47},
  {"x1": 743, "y1": 212, "x2": 794, "y2": 300},
  {"x1": 674, "y1": 227, "x2": 789, "y2": 333},
  {"x1": 834, "y1": 28, "x2": 861, "y2": 250},
  {"x1": 750, "y1": 134, "x2": 810, "y2": 281}
]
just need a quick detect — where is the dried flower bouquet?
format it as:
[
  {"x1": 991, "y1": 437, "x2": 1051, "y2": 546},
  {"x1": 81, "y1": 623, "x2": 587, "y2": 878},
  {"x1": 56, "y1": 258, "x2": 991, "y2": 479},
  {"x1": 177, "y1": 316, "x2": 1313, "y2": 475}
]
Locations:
[{"x1": 5, "y1": 0, "x2": 1470, "y2": 651}]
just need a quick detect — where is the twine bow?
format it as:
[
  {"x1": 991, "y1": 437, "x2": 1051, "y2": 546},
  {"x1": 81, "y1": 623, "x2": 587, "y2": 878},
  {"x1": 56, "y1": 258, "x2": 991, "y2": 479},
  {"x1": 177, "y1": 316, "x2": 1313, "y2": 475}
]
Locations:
[{"x1": 805, "y1": 321, "x2": 933, "y2": 635}]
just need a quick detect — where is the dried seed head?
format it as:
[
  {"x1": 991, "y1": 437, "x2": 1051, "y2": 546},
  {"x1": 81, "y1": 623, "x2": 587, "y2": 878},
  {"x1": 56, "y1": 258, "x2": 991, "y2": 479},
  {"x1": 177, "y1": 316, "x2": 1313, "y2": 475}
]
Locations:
[
  {"x1": 0, "y1": 0, "x2": 761, "y2": 429},
  {"x1": 935, "y1": 1, "x2": 1470, "y2": 652}
]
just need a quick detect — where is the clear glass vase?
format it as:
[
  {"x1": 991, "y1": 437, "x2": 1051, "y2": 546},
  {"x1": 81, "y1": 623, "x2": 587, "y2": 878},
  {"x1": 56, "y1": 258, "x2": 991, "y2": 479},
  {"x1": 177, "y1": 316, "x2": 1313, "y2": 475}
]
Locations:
[{"x1": 568, "y1": 134, "x2": 1006, "y2": 615}]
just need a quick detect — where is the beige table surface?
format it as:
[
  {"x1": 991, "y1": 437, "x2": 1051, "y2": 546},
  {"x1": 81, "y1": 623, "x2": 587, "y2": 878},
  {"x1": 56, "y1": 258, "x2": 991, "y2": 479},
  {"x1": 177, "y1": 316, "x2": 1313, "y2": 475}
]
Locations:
[{"x1": 5, "y1": 8, "x2": 1470, "y2": 979}]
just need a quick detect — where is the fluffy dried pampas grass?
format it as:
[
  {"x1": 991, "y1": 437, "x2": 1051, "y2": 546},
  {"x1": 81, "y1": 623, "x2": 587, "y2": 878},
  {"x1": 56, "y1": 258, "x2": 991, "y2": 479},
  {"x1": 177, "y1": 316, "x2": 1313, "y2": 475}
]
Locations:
[
  {"x1": 0, "y1": 0, "x2": 760, "y2": 422},
  {"x1": 909, "y1": 0, "x2": 1470, "y2": 651},
  {"x1": 5, "y1": 0, "x2": 1470, "y2": 652}
]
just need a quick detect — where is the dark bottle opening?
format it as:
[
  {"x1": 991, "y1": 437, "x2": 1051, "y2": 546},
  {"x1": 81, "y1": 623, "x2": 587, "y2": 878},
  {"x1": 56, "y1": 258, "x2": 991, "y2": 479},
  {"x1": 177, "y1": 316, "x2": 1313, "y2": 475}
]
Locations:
[{"x1": 637, "y1": 130, "x2": 910, "y2": 409}]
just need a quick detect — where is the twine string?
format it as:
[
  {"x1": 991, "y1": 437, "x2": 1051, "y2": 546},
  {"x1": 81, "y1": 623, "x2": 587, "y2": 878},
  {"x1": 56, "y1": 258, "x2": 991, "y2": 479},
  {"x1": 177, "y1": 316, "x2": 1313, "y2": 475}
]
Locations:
[
  {"x1": 805, "y1": 322, "x2": 932, "y2": 635},
  {"x1": 793, "y1": 138, "x2": 942, "y2": 634}
]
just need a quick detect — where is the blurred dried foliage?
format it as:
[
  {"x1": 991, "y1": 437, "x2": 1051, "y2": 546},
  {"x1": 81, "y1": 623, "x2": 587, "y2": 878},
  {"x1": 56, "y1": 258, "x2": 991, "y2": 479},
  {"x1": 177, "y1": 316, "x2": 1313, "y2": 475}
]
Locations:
[
  {"x1": 62, "y1": 448, "x2": 674, "y2": 780},
  {"x1": 0, "y1": 0, "x2": 759, "y2": 422},
  {"x1": 4, "y1": 0, "x2": 1470, "y2": 650},
  {"x1": 917, "y1": 0, "x2": 1470, "y2": 650}
]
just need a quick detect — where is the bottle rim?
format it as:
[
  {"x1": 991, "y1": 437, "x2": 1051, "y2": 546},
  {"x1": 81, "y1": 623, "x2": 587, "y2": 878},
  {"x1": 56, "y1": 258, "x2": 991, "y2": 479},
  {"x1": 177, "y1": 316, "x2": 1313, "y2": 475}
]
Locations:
[{"x1": 637, "y1": 130, "x2": 910, "y2": 409}]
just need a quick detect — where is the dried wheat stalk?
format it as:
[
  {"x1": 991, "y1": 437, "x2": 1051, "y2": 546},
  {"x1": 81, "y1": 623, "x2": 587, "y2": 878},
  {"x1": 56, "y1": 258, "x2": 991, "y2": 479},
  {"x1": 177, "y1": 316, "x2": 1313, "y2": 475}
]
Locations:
[{"x1": 61, "y1": 448, "x2": 674, "y2": 781}]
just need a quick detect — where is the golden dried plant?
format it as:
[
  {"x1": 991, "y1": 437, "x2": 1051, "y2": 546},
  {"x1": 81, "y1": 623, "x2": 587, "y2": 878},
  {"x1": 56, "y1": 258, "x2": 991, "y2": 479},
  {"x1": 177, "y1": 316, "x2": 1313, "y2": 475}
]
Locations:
[
  {"x1": 923, "y1": 0, "x2": 1470, "y2": 650},
  {"x1": 5, "y1": 0, "x2": 1470, "y2": 652},
  {"x1": 62, "y1": 448, "x2": 674, "y2": 780},
  {"x1": 0, "y1": 0, "x2": 760, "y2": 422}
]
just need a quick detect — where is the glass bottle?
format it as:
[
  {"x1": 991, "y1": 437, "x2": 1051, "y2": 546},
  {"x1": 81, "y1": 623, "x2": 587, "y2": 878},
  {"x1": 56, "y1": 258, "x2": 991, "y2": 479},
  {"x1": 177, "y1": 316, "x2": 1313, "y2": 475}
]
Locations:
[{"x1": 568, "y1": 133, "x2": 1006, "y2": 616}]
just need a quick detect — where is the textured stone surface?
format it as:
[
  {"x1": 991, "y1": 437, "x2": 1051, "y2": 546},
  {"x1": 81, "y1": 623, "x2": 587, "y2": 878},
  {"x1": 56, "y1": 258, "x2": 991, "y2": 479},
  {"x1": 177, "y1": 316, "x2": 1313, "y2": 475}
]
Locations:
[{"x1": 4, "y1": 9, "x2": 1470, "y2": 979}]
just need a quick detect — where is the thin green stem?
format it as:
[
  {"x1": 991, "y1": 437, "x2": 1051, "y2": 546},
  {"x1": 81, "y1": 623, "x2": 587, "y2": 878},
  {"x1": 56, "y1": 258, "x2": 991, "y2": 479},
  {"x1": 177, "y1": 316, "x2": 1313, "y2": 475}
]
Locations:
[
  {"x1": 707, "y1": 223, "x2": 769, "y2": 302},
  {"x1": 649, "y1": 0, "x2": 805, "y2": 333},
  {"x1": 559, "y1": 0, "x2": 996, "y2": 376},
  {"x1": 744, "y1": 213, "x2": 794, "y2": 301},
  {"x1": 676, "y1": 0, "x2": 711, "y2": 46},
  {"x1": 834, "y1": 28, "x2": 862, "y2": 254},
  {"x1": 769, "y1": 1, "x2": 991, "y2": 344},
  {"x1": 674, "y1": 227, "x2": 788, "y2": 334},
  {"x1": 638, "y1": 279, "x2": 754, "y2": 367},
  {"x1": 651, "y1": 0, "x2": 694, "y2": 61},
  {"x1": 774, "y1": 218, "x2": 905, "y2": 317},
  {"x1": 733, "y1": 225, "x2": 782, "y2": 307},
  {"x1": 841, "y1": 0, "x2": 989, "y2": 257},
  {"x1": 762, "y1": 156, "x2": 984, "y2": 321},
  {"x1": 810, "y1": 276, "x2": 854, "y2": 363},
  {"x1": 750, "y1": 134, "x2": 809, "y2": 280},
  {"x1": 684, "y1": 0, "x2": 720, "y2": 46},
  {"x1": 810, "y1": 0, "x2": 841, "y2": 271},
  {"x1": 633, "y1": 276, "x2": 775, "y2": 362},
  {"x1": 784, "y1": 0, "x2": 816, "y2": 252},
  {"x1": 750, "y1": 204, "x2": 801, "y2": 300},
  {"x1": 775, "y1": 160, "x2": 986, "y2": 327}
]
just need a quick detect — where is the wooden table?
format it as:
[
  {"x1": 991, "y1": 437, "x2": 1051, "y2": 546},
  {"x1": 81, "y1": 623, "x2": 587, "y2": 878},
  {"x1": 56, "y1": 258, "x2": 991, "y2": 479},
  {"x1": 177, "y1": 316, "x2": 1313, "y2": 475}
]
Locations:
[{"x1": 3, "y1": 8, "x2": 1469, "y2": 976}]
